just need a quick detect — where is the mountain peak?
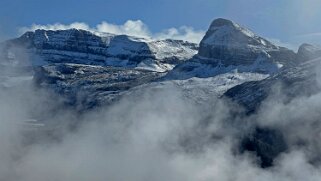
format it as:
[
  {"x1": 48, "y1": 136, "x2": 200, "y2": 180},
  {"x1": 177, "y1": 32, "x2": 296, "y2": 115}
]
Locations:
[
  {"x1": 200, "y1": 18, "x2": 275, "y2": 48},
  {"x1": 209, "y1": 18, "x2": 238, "y2": 29},
  {"x1": 189, "y1": 18, "x2": 297, "y2": 71}
]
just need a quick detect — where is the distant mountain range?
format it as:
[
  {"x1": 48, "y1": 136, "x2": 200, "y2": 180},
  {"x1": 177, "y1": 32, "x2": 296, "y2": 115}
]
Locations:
[{"x1": 2, "y1": 18, "x2": 320, "y2": 110}]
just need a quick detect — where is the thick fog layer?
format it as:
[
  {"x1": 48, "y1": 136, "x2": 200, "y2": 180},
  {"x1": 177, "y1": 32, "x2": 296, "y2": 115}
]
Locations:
[{"x1": 1, "y1": 57, "x2": 321, "y2": 180}]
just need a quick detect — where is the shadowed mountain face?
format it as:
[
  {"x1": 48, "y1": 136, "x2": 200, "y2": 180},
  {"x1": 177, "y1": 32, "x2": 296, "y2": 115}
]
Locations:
[
  {"x1": 34, "y1": 63, "x2": 164, "y2": 110},
  {"x1": 224, "y1": 57, "x2": 321, "y2": 113}
]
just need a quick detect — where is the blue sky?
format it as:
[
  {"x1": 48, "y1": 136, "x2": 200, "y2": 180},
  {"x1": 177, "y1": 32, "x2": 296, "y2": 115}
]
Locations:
[{"x1": 1, "y1": 0, "x2": 321, "y2": 48}]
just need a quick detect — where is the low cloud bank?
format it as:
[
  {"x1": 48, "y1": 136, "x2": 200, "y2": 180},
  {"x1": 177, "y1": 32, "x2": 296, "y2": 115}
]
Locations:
[{"x1": 1, "y1": 50, "x2": 321, "y2": 181}]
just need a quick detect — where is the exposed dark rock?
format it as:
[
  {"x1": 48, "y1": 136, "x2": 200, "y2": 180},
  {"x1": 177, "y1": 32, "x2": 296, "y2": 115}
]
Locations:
[{"x1": 240, "y1": 127, "x2": 288, "y2": 168}]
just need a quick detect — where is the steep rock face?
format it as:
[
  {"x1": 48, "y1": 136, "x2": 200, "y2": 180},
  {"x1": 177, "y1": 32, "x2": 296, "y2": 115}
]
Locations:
[
  {"x1": 2, "y1": 29, "x2": 198, "y2": 72},
  {"x1": 168, "y1": 18, "x2": 296, "y2": 79},
  {"x1": 297, "y1": 43, "x2": 321, "y2": 62}
]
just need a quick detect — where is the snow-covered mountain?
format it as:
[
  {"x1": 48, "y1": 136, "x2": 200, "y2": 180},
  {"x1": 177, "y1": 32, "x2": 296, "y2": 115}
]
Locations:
[
  {"x1": 34, "y1": 62, "x2": 270, "y2": 110},
  {"x1": 1, "y1": 29, "x2": 198, "y2": 72},
  {"x1": 2, "y1": 18, "x2": 321, "y2": 170},
  {"x1": 1, "y1": 18, "x2": 321, "y2": 112},
  {"x1": 167, "y1": 18, "x2": 297, "y2": 79}
]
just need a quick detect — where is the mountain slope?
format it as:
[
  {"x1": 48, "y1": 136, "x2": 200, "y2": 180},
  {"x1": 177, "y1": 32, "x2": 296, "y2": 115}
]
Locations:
[
  {"x1": 34, "y1": 63, "x2": 164, "y2": 110},
  {"x1": 224, "y1": 57, "x2": 321, "y2": 112}
]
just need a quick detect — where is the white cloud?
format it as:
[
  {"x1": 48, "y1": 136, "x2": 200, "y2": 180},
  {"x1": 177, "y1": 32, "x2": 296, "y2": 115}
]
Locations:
[
  {"x1": 96, "y1": 20, "x2": 151, "y2": 38},
  {"x1": 297, "y1": 32, "x2": 321, "y2": 38},
  {"x1": 267, "y1": 38, "x2": 297, "y2": 51},
  {"x1": 19, "y1": 20, "x2": 205, "y2": 43},
  {"x1": 2, "y1": 47, "x2": 321, "y2": 180},
  {"x1": 155, "y1": 26, "x2": 205, "y2": 44},
  {"x1": 19, "y1": 22, "x2": 91, "y2": 34}
]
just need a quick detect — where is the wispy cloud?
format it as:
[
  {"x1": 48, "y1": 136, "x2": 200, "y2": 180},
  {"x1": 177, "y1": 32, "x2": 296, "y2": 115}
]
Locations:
[
  {"x1": 19, "y1": 20, "x2": 205, "y2": 43},
  {"x1": 290, "y1": 32, "x2": 321, "y2": 47},
  {"x1": 154, "y1": 26, "x2": 205, "y2": 43},
  {"x1": 267, "y1": 38, "x2": 297, "y2": 50},
  {"x1": 296, "y1": 32, "x2": 321, "y2": 38}
]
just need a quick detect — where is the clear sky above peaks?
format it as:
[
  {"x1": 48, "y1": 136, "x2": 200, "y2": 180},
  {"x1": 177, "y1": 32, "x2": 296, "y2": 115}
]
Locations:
[{"x1": 1, "y1": 0, "x2": 321, "y2": 48}]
